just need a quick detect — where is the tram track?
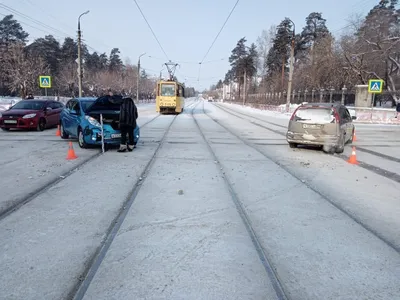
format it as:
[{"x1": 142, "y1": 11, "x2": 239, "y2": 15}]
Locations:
[
  {"x1": 69, "y1": 112, "x2": 179, "y2": 300},
  {"x1": 0, "y1": 113, "x2": 162, "y2": 222},
  {"x1": 190, "y1": 101, "x2": 288, "y2": 300},
  {"x1": 203, "y1": 102, "x2": 400, "y2": 255},
  {"x1": 212, "y1": 103, "x2": 400, "y2": 184}
]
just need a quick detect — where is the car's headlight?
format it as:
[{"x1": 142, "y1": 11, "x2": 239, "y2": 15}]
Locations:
[
  {"x1": 85, "y1": 116, "x2": 101, "y2": 127},
  {"x1": 22, "y1": 113, "x2": 36, "y2": 119}
]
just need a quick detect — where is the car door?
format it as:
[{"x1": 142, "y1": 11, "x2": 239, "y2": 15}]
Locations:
[
  {"x1": 63, "y1": 100, "x2": 80, "y2": 136},
  {"x1": 62, "y1": 100, "x2": 73, "y2": 134},
  {"x1": 338, "y1": 106, "x2": 348, "y2": 139},
  {"x1": 45, "y1": 102, "x2": 60, "y2": 127},
  {"x1": 54, "y1": 102, "x2": 65, "y2": 125},
  {"x1": 343, "y1": 107, "x2": 354, "y2": 142},
  {"x1": 67, "y1": 100, "x2": 82, "y2": 137}
]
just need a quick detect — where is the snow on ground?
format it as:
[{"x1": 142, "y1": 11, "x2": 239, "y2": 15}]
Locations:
[
  {"x1": 207, "y1": 101, "x2": 400, "y2": 251},
  {"x1": 199, "y1": 102, "x2": 400, "y2": 298},
  {"x1": 0, "y1": 104, "x2": 158, "y2": 215},
  {"x1": 0, "y1": 114, "x2": 175, "y2": 300},
  {"x1": 222, "y1": 100, "x2": 399, "y2": 124},
  {"x1": 83, "y1": 107, "x2": 278, "y2": 300},
  {"x1": 0, "y1": 98, "x2": 399, "y2": 299}
]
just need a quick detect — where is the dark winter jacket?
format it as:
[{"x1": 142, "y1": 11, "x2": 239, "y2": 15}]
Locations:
[{"x1": 119, "y1": 98, "x2": 138, "y2": 127}]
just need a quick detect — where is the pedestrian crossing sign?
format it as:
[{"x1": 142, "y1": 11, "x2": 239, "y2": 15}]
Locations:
[
  {"x1": 39, "y1": 76, "x2": 51, "y2": 88},
  {"x1": 368, "y1": 79, "x2": 383, "y2": 93}
]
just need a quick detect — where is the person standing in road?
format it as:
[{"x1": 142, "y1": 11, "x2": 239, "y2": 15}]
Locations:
[{"x1": 118, "y1": 97, "x2": 138, "y2": 152}]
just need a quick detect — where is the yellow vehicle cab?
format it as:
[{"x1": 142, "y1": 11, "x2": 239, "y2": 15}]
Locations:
[{"x1": 156, "y1": 79, "x2": 185, "y2": 114}]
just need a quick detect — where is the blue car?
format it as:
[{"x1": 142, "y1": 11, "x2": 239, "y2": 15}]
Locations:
[{"x1": 59, "y1": 96, "x2": 140, "y2": 148}]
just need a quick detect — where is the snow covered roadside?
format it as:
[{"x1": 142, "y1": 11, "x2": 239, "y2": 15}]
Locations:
[{"x1": 221, "y1": 101, "x2": 399, "y2": 125}]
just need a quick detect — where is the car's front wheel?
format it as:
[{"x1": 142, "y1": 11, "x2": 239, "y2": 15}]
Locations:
[
  {"x1": 1, "y1": 128, "x2": 10, "y2": 131},
  {"x1": 78, "y1": 128, "x2": 88, "y2": 148},
  {"x1": 60, "y1": 122, "x2": 69, "y2": 139},
  {"x1": 289, "y1": 142, "x2": 298, "y2": 148},
  {"x1": 36, "y1": 118, "x2": 46, "y2": 131}
]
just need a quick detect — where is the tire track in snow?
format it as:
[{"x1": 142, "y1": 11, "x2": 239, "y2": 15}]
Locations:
[
  {"x1": 206, "y1": 102, "x2": 400, "y2": 255},
  {"x1": 213, "y1": 103, "x2": 400, "y2": 184}
]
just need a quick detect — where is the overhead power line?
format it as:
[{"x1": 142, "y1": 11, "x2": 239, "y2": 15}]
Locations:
[
  {"x1": 0, "y1": 3, "x2": 102, "y2": 53},
  {"x1": 132, "y1": 0, "x2": 169, "y2": 60},
  {"x1": 0, "y1": 11, "x2": 62, "y2": 37},
  {"x1": 0, "y1": 3, "x2": 71, "y2": 39},
  {"x1": 199, "y1": 0, "x2": 239, "y2": 64},
  {"x1": 17, "y1": 0, "x2": 113, "y2": 50}
]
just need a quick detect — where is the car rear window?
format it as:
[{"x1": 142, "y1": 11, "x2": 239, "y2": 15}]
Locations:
[{"x1": 294, "y1": 107, "x2": 335, "y2": 124}]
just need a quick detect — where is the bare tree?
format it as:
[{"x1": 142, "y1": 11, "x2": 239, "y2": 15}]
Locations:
[
  {"x1": 58, "y1": 61, "x2": 77, "y2": 97},
  {"x1": 3, "y1": 43, "x2": 49, "y2": 98},
  {"x1": 256, "y1": 25, "x2": 276, "y2": 76}
]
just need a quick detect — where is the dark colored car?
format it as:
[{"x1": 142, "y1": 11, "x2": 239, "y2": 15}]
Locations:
[{"x1": 0, "y1": 99, "x2": 64, "y2": 131}]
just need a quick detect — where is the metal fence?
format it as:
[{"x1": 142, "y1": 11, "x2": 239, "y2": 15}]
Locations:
[{"x1": 228, "y1": 89, "x2": 398, "y2": 108}]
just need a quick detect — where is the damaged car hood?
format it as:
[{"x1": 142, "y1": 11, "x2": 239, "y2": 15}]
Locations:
[{"x1": 85, "y1": 95, "x2": 123, "y2": 113}]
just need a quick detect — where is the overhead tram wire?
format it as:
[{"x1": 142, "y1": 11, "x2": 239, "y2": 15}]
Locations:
[
  {"x1": 132, "y1": 0, "x2": 170, "y2": 61},
  {"x1": 0, "y1": 3, "x2": 71, "y2": 39},
  {"x1": 197, "y1": 0, "x2": 239, "y2": 83},
  {"x1": 0, "y1": 12, "x2": 62, "y2": 37},
  {"x1": 199, "y1": 0, "x2": 239, "y2": 65},
  {"x1": 16, "y1": 0, "x2": 114, "y2": 50}
]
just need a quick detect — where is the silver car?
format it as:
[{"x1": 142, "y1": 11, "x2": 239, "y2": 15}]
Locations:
[{"x1": 286, "y1": 103, "x2": 356, "y2": 153}]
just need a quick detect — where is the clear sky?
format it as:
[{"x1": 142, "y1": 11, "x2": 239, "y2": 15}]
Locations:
[{"x1": 1, "y1": 0, "x2": 377, "y2": 91}]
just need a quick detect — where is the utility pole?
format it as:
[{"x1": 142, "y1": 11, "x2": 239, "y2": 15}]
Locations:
[
  {"x1": 77, "y1": 10, "x2": 89, "y2": 98},
  {"x1": 136, "y1": 53, "x2": 146, "y2": 104},
  {"x1": 286, "y1": 19, "x2": 295, "y2": 113},
  {"x1": 243, "y1": 69, "x2": 247, "y2": 106}
]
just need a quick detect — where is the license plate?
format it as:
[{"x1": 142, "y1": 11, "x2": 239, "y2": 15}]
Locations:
[
  {"x1": 111, "y1": 133, "x2": 121, "y2": 138},
  {"x1": 4, "y1": 120, "x2": 17, "y2": 124},
  {"x1": 303, "y1": 124, "x2": 321, "y2": 129}
]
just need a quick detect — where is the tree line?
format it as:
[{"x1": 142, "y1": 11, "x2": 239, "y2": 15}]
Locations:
[
  {"x1": 211, "y1": 0, "x2": 400, "y2": 106},
  {"x1": 0, "y1": 14, "x2": 196, "y2": 99}
]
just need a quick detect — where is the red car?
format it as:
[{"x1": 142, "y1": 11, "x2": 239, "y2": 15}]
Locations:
[{"x1": 0, "y1": 99, "x2": 64, "y2": 131}]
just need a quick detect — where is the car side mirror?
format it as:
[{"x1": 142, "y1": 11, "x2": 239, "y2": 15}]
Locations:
[
  {"x1": 45, "y1": 107, "x2": 52, "y2": 111},
  {"x1": 351, "y1": 116, "x2": 357, "y2": 120}
]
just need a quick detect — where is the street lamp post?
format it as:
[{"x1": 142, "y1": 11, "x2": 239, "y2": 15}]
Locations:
[
  {"x1": 286, "y1": 18, "x2": 295, "y2": 113},
  {"x1": 77, "y1": 10, "x2": 89, "y2": 98},
  {"x1": 136, "y1": 53, "x2": 146, "y2": 104}
]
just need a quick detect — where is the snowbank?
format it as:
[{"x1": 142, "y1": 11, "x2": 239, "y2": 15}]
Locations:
[{"x1": 222, "y1": 101, "x2": 399, "y2": 125}]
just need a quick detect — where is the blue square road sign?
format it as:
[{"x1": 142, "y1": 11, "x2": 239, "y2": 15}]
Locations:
[
  {"x1": 368, "y1": 79, "x2": 383, "y2": 93},
  {"x1": 39, "y1": 76, "x2": 51, "y2": 88}
]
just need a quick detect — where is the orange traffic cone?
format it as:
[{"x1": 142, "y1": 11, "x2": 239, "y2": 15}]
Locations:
[
  {"x1": 347, "y1": 146, "x2": 359, "y2": 164},
  {"x1": 56, "y1": 125, "x2": 61, "y2": 136},
  {"x1": 352, "y1": 128, "x2": 357, "y2": 142},
  {"x1": 66, "y1": 142, "x2": 78, "y2": 160}
]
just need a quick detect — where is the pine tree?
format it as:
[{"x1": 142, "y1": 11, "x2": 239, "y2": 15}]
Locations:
[{"x1": 264, "y1": 18, "x2": 293, "y2": 89}]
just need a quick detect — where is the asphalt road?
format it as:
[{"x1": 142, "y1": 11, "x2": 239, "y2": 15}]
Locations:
[{"x1": 0, "y1": 99, "x2": 399, "y2": 300}]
